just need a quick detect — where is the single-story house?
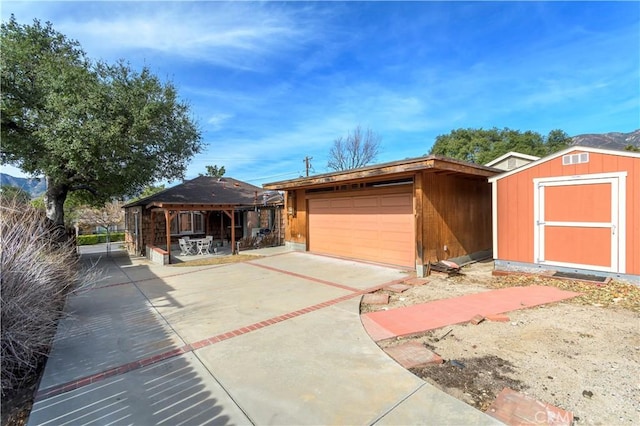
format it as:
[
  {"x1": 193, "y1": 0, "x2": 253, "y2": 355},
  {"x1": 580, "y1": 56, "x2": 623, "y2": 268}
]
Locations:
[
  {"x1": 484, "y1": 151, "x2": 540, "y2": 171},
  {"x1": 123, "y1": 176, "x2": 284, "y2": 262},
  {"x1": 263, "y1": 155, "x2": 500, "y2": 276},
  {"x1": 488, "y1": 146, "x2": 639, "y2": 283}
]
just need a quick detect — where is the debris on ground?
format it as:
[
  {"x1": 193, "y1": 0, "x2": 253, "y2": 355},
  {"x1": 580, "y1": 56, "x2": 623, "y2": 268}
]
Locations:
[
  {"x1": 487, "y1": 274, "x2": 640, "y2": 312},
  {"x1": 365, "y1": 261, "x2": 640, "y2": 424}
]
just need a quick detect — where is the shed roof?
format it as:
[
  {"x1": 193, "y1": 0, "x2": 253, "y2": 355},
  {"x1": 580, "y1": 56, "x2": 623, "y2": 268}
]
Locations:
[
  {"x1": 263, "y1": 155, "x2": 499, "y2": 190},
  {"x1": 484, "y1": 151, "x2": 540, "y2": 167},
  {"x1": 124, "y1": 176, "x2": 281, "y2": 209},
  {"x1": 488, "y1": 146, "x2": 640, "y2": 183}
]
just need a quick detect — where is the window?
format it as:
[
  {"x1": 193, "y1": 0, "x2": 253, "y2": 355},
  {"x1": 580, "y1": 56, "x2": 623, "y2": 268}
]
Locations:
[
  {"x1": 562, "y1": 153, "x2": 589, "y2": 165},
  {"x1": 171, "y1": 211, "x2": 204, "y2": 235}
]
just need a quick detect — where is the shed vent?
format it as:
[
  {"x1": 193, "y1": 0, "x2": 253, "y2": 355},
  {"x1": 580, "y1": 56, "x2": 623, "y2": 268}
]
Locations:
[{"x1": 562, "y1": 152, "x2": 589, "y2": 165}]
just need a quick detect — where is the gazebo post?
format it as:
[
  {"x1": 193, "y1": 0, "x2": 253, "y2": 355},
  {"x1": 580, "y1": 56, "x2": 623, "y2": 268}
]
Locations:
[
  {"x1": 164, "y1": 209, "x2": 172, "y2": 263},
  {"x1": 231, "y1": 207, "x2": 236, "y2": 254},
  {"x1": 150, "y1": 211, "x2": 155, "y2": 248}
]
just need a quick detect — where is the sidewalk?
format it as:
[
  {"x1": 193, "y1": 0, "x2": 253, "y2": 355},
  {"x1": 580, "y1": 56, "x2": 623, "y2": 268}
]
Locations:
[
  {"x1": 362, "y1": 285, "x2": 581, "y2": 341},
  {"x1": 28, "y1": 251, "x2": 501, "y2": 425}
]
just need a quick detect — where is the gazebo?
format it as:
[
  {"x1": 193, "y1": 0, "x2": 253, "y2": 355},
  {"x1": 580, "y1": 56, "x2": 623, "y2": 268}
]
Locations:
[{"x1": 123, "y1": 176, "x2": 284, "y2": 263}]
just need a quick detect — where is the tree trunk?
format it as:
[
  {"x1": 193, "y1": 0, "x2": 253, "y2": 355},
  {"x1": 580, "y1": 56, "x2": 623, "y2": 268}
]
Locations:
[{"x1": 44, "y1": 177, "x2": 68, "y2": 227}]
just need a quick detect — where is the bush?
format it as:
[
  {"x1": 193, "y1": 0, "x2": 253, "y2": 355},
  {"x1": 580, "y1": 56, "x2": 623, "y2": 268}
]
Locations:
[
  {"x1": 76, "y1": 232, "x2": 125, "y2": 245},
  {"x1": 1, "y1": 199, "x2": 85, "y2": 396}
]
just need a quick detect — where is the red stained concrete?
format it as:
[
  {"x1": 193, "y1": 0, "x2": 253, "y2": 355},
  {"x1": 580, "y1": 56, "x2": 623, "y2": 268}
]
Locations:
[{"x1": 362, "y1": 285, "x2": 580, "y2": 341}]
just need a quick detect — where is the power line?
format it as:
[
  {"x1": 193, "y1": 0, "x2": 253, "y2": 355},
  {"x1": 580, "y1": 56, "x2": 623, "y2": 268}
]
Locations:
[{"x1": 244, "y1": 171, "x2": 301, "y2": 183}]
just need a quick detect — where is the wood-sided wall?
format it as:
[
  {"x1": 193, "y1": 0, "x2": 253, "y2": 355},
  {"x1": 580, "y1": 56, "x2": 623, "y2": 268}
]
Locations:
[
  {"x1": 421, "y1": 171, "x2": 493, "y2": 263},
  {"x1": 495, "y1": 150, "x2": 639, "y2": 275},
  {"x1": 284, "y1": 189, "x2": 308, "y2": 247}
]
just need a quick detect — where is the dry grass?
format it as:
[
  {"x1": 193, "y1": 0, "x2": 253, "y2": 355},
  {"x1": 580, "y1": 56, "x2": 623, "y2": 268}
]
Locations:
[
  {"x1": 172, "y1": 254, "x2": 262, "y2": 267},
  {"x1": 486, "y1": 274, "x2": 640, "y2": 312},
  {"x1": 0, "y1": 198, "x2": 87, "y2": 397}
]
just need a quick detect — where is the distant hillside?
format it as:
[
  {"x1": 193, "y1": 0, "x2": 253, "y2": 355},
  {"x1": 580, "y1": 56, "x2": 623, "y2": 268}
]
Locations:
[
  {"x1": 571, "y1": 129, "x2": 640, "y2": 151},
  {"x1": 0, "y1": 173, "x2": 46, "y2": 198}
]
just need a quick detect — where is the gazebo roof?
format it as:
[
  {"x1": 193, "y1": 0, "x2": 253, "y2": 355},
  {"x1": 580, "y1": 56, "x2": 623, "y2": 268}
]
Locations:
[{"x1": 124, "y1": 176, "x2": 280, "y2": 209}]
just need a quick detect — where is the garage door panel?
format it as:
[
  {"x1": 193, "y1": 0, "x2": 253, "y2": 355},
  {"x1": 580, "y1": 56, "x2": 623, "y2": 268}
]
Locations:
[
  {"x1": 381, "y1": 194, "x2": 412, "y2": 207},
  {"x1": 330, "y1": 199, "x2": 353, "y2": 209},
  {"x1": 309, "y1": 192, "x2": 413, "y2": 267},
  {"x1": 353, "y1": 197, "x2": 379, "y2": 208}
]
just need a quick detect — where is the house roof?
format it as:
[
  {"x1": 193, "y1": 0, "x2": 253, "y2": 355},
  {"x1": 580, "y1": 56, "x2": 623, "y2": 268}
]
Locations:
[
  {"x1": 263, "y1": 155, "x2": 500, "y2": 190},
  {"x1": 484, "y1": 151, "x2": 540, "y2": 167},
  {"x1": 124, "y1": 176, "x2": 282, "y2": 209},
  {"x1": 488, "y1": 146, "x2": 640, "y2": 183}
]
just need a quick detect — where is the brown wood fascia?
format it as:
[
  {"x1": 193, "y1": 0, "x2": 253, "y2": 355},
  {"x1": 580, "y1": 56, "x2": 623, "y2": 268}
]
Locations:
[
  {"x1": 145, "y1": 202, "x2": 248, "y2": 211},
  {"x1": 264, "y1": 157, "x2": 498, "y2": 190}
]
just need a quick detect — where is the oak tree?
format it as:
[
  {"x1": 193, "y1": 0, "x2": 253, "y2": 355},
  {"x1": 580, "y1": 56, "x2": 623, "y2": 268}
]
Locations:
[
  {"x1": 1, "y1": 17, "x2": 202, "y2": 227},
  {"x1": 429, "y1": 128, "x2": 571, "y2": 164}
]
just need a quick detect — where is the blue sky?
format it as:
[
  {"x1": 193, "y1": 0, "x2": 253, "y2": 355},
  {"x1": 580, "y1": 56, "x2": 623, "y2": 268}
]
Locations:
[{"x1": 2, "y1": 1, "x2": 639, "y2": 186}]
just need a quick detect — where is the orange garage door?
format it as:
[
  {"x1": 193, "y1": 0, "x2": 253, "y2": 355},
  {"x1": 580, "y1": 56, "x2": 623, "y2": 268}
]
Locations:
[{"x1": 308, "y1": 191, "x2": 414, "y2": 267}]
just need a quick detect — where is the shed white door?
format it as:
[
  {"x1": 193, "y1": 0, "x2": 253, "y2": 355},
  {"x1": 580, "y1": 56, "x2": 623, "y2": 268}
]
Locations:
[
  {"x1": 308, "y1": 192, "x2": 414, "y2": 267},
  {"x1": 534, "y1": 172, "x2": 626, "y2": 273}
]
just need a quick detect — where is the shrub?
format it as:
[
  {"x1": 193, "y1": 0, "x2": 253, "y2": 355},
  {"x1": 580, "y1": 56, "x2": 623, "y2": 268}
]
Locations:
[
  {"x1": 1, "y1": 198, "x2": 86, "y2": 395},
  {"x1": 76, "y1": 232, "x2": 125, "y2": 245}
]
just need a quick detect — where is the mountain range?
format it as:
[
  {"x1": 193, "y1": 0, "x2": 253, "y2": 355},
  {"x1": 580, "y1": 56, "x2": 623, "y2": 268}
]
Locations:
[
  {"x1": 571, "y1": 129, "x2": 640, "y2": 151},
  {"x1": 0, "y1": 173, "x2": 47, "y2": 199},
  {"x1": 1, "y1": 129, "x2": 638, "y2": 199}
]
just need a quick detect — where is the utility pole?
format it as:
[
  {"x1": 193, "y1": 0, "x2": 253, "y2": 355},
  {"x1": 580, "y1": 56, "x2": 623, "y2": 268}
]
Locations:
[{"x1": 303, "y1": 156, "x2": 313, "y2": 177}]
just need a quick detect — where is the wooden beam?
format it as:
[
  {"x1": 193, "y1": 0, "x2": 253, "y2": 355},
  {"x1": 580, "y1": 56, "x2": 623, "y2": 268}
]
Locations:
[
  {"x1": 164, "y1": 209, "x2": 171, "y2": 264},
  {"x1": 150, "y1": 210, "x2": 155, "y2": 247},
  {"x1": 263, "y1": 156, "x2": 499, "y2": 190},
  {"x1": 414, "y1": 172, "x2": 425, "y2": 277},
  {"x1": 147, "y1": 202, "x2": 242, "y2": 211},
  {"x1": 230, "y1": 208, "x2": 236, "y2": 254}
]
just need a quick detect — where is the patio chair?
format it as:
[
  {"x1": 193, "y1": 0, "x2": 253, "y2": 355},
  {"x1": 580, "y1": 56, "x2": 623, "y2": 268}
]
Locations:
[
  {"x1": 196, "y1": 237, "x2": 212, "y2": 255},
  {"x1": 179, "y1": 238, "x2": 194, "y2": 255}
]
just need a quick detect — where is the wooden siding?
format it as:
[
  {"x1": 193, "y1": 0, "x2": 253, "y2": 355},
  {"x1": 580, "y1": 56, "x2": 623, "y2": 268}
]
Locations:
[
  {"x1": 284, "y1": 189, "x2": 308, "y2": 246},
  {"x1": 422, "y1": 172, "x2": 493, "y2": 263},
  {"x1": 282, "y1": 171, "x2": 494, "y2": 271},
  {"x1": 496, "y1": 150, "x2": 640, "y2": 275}
]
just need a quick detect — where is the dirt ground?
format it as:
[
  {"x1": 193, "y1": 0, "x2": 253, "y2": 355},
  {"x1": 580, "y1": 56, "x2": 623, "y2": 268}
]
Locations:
[{"x1": 364, "y1": 261, "x2": 640, "y2": 425}]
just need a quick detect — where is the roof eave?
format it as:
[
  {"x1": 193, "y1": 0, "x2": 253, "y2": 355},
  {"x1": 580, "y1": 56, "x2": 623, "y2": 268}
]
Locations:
[
  {"x1": 264, "y1": 155, "x2": 499, "y2": 190},
  {"x1": 488, "y1": 145, "x2": 640, "y2": 183}
]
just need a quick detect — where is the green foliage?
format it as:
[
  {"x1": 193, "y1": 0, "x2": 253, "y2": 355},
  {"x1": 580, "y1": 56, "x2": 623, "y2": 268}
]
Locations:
[
  {"x1": 200, "y1": 165, "x2": 226, "y2": 177},
  {"x1": 76, "y1": 232, "x2": 125, "y2": 245},
  {"x1": 429, "y1": 128, "x2": 571, "y2": 164},
  {"x1": 129, "y1": 184, "x2": 166, "y2": 202},
  {"x1": 624, "y1": 144, "x2": 640, "y2": 152},
  {"x1": 1, "y1": 17, "x2": 202, "y2": 225}
]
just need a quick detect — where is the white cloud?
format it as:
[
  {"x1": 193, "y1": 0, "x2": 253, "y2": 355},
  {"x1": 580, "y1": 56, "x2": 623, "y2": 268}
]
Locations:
[
  {"x1": 206, "y1": 113, "x2": 233, "y2": 131},
  {"x1": 49, "y1": 3, "x2": 325, "y2": 71}
]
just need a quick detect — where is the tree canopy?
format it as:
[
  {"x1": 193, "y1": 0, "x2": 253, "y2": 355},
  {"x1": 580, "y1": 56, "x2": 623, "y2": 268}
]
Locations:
[
  {"x1": 428, "y1": 128, "x2": 571, "y2": 165},
  {"x1": 200, "y1": 164, "x2": 226, "y2": 177},
  {"x1": 327, "y1": 126, "x2": 381, "y2": 171},
  {"x1": 1, "y1": 17, "x2": 202, "y2": 225}
]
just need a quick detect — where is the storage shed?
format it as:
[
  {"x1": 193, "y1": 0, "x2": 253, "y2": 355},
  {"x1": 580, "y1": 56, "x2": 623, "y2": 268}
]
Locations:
[
  {"x1": 489, "y1": 146, "x2": 640, "y2": 282},
  {"x1": 263, "y1": 155, "x2": 499, "y2": 276}
]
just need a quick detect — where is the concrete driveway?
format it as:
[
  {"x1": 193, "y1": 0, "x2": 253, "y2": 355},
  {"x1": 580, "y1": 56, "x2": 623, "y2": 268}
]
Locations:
[{"x1": 28, "y1": 249, "x2": 500, "y2": 425}]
